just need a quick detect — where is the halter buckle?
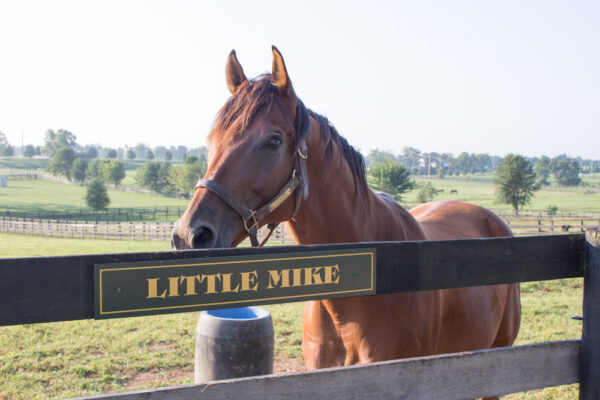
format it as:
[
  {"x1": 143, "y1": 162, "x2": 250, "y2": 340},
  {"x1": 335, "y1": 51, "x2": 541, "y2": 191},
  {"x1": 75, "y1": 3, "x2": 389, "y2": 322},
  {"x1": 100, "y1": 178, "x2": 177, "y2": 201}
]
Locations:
[
  {"x1": 243, "y1": 210, "x2": 259, "y2": 233},
  {"x1": 297, "y1": 146, "x2": 307, "y2": 159}
]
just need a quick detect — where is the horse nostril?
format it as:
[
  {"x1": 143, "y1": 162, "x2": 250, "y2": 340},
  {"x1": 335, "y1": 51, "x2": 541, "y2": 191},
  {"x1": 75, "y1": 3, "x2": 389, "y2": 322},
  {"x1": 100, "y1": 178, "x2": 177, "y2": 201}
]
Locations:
[{"x1": 191, "y1": 225, "x2": 217, "y2": 248}]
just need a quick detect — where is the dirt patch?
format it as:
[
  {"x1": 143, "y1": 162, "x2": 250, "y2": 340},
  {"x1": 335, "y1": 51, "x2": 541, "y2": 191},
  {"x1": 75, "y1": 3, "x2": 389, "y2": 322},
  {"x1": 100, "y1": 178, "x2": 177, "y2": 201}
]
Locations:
[
  {"x1": 124, "y1": 356, "x2": 305, "y2": 389},
  {"x1": 274, "y1": 355, "x2": 305, "y2": 373},
  {"x1": 125, "y1": 368, "x2": 191, "y2": 389}
]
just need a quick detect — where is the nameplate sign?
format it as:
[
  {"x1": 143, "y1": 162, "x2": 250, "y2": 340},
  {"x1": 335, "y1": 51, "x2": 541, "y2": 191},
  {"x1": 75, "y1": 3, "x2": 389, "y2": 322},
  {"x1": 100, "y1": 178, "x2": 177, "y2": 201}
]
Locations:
[{"x1": 94, "y1": 248, "x2": 376, "y2": 319}]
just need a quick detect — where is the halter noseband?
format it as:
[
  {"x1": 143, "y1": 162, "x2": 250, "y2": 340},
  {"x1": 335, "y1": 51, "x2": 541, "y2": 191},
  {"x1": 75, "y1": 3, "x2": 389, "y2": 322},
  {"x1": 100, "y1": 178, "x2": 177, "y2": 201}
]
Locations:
[{"x1": 195, "y1": 97, "x2": 309, "y2": 247}]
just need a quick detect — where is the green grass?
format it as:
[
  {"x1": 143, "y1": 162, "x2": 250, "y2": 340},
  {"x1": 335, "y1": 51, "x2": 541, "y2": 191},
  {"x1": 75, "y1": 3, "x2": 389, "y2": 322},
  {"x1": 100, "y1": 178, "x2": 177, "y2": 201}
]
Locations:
[
  {"x1": 0, "y1": 233, "x2": 582, "y2": 399},
  {"x1": 395, "y1": 175, "x2": 600, "y2": 212},
  {"x1": 0, "y1": 157, "x2": 49, "y2": 170},
  {"x1": 0, "y1": 179, "x2": 188, "y2": 213}
]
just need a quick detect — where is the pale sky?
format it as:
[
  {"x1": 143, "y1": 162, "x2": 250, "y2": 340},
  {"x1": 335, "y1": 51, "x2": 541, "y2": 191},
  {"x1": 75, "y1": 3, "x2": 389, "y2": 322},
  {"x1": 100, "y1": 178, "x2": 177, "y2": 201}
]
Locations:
[{"x1": 0, "y1": 1, "x2": 598, "y2": 158}]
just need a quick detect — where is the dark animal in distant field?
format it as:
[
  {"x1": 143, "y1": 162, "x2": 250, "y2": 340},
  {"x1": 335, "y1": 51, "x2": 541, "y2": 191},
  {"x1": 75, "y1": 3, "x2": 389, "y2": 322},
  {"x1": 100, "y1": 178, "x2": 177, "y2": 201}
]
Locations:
[{"x1": 450, "y1": 189, "x2": 458, "y2": 194}]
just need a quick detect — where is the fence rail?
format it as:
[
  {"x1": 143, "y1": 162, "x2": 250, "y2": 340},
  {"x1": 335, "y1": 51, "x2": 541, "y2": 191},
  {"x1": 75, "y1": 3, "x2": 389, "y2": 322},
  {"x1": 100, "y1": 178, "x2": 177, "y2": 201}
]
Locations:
[
  {"x1": 0, "y1": 232, "x2": 598, "y2": 399},
  {"x1": 0, "y1": 216, "x2": 294, "y2": 243}
]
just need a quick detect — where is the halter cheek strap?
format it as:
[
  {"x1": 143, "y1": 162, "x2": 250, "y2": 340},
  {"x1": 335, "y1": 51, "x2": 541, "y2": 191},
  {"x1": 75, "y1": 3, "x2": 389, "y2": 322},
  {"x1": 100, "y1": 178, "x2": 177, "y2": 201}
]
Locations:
[{"x1": 195, "y1": 98, "x2": 309, "y2": 247}]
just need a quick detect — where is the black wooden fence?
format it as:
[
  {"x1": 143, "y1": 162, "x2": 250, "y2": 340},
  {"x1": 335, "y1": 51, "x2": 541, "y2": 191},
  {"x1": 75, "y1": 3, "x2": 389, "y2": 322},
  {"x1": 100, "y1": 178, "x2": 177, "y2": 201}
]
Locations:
[{"x1": 0, "y1": 231, "x2": 598, "y2": 399}]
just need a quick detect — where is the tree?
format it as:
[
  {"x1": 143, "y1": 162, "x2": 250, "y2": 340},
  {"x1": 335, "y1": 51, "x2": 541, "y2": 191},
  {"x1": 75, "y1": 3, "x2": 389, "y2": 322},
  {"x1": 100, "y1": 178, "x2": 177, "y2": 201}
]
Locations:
[
  {"x1": 369, "y1": 159, "x2": 415, "y2": 201},
  {"x1": 0, "y1": 145, "x2": 14, "y2": 156},
  {"x1": 71, "y1": 158, "x2": 88, "y2": 185},
  {"x1": 553, "y1": 158, "x2": 581, "y2": 186},
  {"x1": 494, "y1": 154, "x2": 540, "y2": 215},
  {"x1": 416, "y1": 182, "x2": 438, "y2": 203},
  {"x1": 135, "y1": 161, "x2": 173, "y2": 193},
  {"x1": 0, "y1": 131, "x2": 13, "y2": 156},
  {"x1": 165, "y1": 151, "x2": 173, "y2": 161},
  {"x1": 43, "y1": 129, "x2": 77, "y2": 156},
  {"x1": 534, "y1": 156, "x2": 551, "y2": 186},
  {"x1": 23, "y1": 144, "x2": 37, "y2": 158},
  {"x1": 105, "y1": 160, "x2": 126, "y2": 187},
  {"x1": 48, "y1": 147, "x2": 77, "y2": 180},
  {"x1": 126, "y1": 149, "x2": 136, "y2": 160},
  {"x1": 85, "y1": 146, "x2": 98, "y2": 159},
  {"x1": 170, "y1": 160, "x2": 207, "y2": 197},
  {"x1": 145, "y1": 150, "x2": 155, "y2": 160},
  {"x1": 86, "y1": 178, "x2": 110, "y2": 210},
  {"x1": 106, "y1": 149, "x2": 118, "y2": 159}
]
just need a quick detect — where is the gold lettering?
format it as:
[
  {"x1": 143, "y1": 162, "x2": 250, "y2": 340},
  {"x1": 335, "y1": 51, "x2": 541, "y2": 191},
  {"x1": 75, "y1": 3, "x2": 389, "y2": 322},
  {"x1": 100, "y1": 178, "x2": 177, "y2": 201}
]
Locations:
[
  {"x1": 221, "y1": 273, "x2": 240, "y2": 293},
  {"x1": 200, "y1": 273, "x2": 221, "y2": 294},
  {"x1": 240, "y1": 270, "x2": 259, "y2": 291},
  {"x1": 292, "y1": 268, "x2": 302, "y2": 287},
  {"x1": 180, "y1": 275, "x2": 200, "y2": 296},
  {"x1": 303, "y1": 267, "x2": 324, "y2": 286},
  {"x1": 267, "y1": 269, "x2": 290, "y2": 289},
  {"x1": 323, "y1": 265, "x2": 340, "y2": 284},
  {"x1": 167, "y1": 276, "x2": 180, "y2": 297},
  {"x1": 146, "y1": 278, "x2": 167, "y2": 299}
]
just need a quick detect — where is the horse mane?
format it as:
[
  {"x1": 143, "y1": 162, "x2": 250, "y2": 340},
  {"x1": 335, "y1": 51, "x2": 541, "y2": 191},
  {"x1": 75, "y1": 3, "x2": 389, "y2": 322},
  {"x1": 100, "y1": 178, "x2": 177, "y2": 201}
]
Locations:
[{"x1": 211, "y1": 74, "x2": 369, "y2": 200}]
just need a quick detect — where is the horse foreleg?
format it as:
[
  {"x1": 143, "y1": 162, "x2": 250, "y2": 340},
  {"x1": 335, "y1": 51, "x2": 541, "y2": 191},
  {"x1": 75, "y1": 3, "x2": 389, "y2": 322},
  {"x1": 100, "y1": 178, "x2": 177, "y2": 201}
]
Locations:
[{"x1": 301, "y1": 301, "x2": 346, "y2": 369}]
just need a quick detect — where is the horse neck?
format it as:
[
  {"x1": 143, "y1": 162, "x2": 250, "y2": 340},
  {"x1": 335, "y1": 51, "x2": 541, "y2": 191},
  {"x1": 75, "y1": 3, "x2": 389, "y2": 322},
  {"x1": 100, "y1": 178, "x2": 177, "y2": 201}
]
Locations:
[{"x1": 286, "y1": 120, "x2": 425, "y2": 244}]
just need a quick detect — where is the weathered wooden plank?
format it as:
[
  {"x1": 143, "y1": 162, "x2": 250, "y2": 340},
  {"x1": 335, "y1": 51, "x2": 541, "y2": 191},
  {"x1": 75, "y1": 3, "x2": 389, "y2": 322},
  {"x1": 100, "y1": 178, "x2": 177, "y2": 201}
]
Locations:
[
  {"x1": 70, "y1": 340, "x2": 580, "y2": 400},
  {"x1": 0, "y1": 234, "x2": 585, "y2": 326},
  {"x1": 580, "y1": 228, "x2": 600, "y2": 399}
]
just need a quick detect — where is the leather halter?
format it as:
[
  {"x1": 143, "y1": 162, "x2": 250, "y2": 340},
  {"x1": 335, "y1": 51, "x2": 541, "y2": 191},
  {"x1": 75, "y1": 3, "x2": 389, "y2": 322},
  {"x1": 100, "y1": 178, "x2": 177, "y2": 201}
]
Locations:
[{"x1": 195, "y1": 97, "x2": 309, "y2": 247}]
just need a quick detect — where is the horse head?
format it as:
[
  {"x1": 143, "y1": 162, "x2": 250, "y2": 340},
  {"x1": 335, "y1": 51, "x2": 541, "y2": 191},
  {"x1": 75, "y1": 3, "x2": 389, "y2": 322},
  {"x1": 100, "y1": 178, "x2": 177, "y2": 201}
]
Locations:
[{"x1": 171, "y1": 47, "x2": 309, "y2": 249}]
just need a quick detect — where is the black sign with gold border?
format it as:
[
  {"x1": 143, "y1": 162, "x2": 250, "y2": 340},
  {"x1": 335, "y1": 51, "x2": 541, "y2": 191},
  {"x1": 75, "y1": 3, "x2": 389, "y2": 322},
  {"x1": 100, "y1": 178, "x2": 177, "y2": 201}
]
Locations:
[{"x1": 94, "y1": 248, "x2": 376, "y2": 319}]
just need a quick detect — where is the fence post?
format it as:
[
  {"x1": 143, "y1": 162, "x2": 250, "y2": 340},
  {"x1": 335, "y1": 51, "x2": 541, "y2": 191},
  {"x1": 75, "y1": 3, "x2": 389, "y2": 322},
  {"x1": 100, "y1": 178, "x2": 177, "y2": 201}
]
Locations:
[{"x1": 581, "y1": 228, "x2": 600, "y2": 399}]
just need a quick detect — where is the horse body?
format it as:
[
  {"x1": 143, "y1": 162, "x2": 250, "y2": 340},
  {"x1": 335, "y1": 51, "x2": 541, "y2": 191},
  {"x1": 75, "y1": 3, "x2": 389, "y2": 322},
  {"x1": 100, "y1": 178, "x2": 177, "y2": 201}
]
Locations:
[
  {"x1": 285, "y1": 118, "x2": 520, "y2": 367},
  {"x1": 172, "y1": 47, "x2": 520, "y2": 376}
]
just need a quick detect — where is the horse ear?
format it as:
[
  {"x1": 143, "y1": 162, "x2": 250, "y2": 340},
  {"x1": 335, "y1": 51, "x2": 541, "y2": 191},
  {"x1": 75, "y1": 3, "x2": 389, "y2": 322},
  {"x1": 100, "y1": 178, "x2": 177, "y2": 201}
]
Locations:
[
  {"x1": 226, "y1": 50, "x2": 247, "y2": 95},
  {"x1": 271, "y1": 46, "x2": 292, "y2": 96}
]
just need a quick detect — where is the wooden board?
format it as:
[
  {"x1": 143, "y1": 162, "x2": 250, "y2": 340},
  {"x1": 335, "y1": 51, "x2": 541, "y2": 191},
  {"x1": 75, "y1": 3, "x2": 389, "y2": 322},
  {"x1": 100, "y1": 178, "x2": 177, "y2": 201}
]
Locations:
[
  {"x1": 0, "y1": 234, "x2": 585, "y2": 326},
  {"x1": 70, "y1": 340, "x2": 581, "y2": 400}
]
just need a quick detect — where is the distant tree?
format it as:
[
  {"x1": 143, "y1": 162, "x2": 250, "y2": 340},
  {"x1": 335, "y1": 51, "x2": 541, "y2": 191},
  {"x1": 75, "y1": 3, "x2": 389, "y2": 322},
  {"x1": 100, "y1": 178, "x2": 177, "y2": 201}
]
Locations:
[
  {"x1": 126, "y1": 148, "x2": 136, "y2": 161},
  {"x1": 165, "y1": 151, "x2": 173, "y2": 161},
  {"x1": 170, "y1": 160, "x2": 207, "y2": 198},
  {"x1": 416, "y1": 182, "x2": 438, "y2": 203},
  {"x1": 48, "y1": 147, "x2": 77, "y2": 180},
  {"x1": 0, "y1": 145, "x2": 14, "y2": 156},
  {"x1": 145, "y1": 150, "x2": 155, "y2": 160},
  {"x1": 85, "y1": 146, "x2": 98, "y2": 159},
  {"x1": 23, "y1": 144, "x2": 37, "y2": 158},
  {"x1": 437, "y1": 167, "x2": 446, "y2": 179},
  {"x1": 534, "y1": 156, "x2": 552, "y2": 186},
  {"x1": 185, "y1": 155, "x2": 198, "y2": 164},
  {"x1": 71, "y1": 158, "x2": 88, "y2": 185},
  {"x1": 86, "y1": 159, "x2": 103, "y2": 180},
  {"x1": 553, "y1": 158, "x2": 581, "y2": 186},
  {"x1": 494, "y1": 154, "x2": 540, "y2": 215},
  {"x1": 0, "y1": 131, "x2": 12, "y2": 156},
  {"x1": 43, "y1": 129, "x2": 77, "y2": 156},
  {"x1": 86, "y1": 178, "x2": 110, "y2": 210},
  {"x1": 104, "y1": 160, "x2": 126, "y2": 187},
  {"x1": 369, "y1": 159, "x2": 416, "y2": 201},
  {"x1": 135, "y1": 161, "x2": 172, "y2": 193},
  {"x1": 106, "y1": 149, "x2": 118, "y2": 159}
]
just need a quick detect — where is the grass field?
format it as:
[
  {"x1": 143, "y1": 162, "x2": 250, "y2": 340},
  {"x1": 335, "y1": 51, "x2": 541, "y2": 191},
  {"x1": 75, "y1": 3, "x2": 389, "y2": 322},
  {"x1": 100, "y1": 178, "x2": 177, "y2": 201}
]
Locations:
[
  {"x1": 0, "y1": 233, "x2": 582, "y2": 399},
  {"x1": 396, "y1": 175, "x2": 600, "y2": 213},
  {"x1": 0, "y1": 157, "x2": 49, "y2": 170},
  {"x1": 0, "y1": 179, "x2": 189, "y2": 213}
]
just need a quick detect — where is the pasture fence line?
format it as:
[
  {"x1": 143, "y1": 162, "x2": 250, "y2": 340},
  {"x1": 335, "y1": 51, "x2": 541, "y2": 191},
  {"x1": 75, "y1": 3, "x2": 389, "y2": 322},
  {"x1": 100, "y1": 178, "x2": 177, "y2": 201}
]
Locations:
[
  {"x1": 0, "y1": 205, "x2": 186, "y2": 223},
  {"x1": 0, "y1": 232, "x2": 598, "y2": 399},
  {"x1": 0, "y1": 216, "x2": 295, "y2": 243},
  {"x1": 1, "y1": 215, "x2": 597, "y2": 242}
]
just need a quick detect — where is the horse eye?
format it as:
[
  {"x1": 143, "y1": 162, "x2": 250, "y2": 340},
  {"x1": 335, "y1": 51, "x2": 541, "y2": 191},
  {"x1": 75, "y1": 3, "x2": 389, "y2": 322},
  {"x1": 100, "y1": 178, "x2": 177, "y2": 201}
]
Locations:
[{"x1": 268, "y1": 136, "x2": 282, "y2": 148}]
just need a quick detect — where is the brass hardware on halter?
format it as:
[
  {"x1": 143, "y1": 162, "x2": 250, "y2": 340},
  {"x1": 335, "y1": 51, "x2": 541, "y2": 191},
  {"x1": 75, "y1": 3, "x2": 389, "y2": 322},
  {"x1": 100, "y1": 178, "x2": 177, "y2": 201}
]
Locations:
[{"x1": 243, "y1": 211, "x2": 259, "y2": 233}]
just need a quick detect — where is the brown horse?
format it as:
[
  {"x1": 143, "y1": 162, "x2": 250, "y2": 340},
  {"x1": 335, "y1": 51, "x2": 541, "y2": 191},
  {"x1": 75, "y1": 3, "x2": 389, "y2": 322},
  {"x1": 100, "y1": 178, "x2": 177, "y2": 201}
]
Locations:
[{"x1": 172, "y1": 47, "x2": 521, "y2": 381}]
